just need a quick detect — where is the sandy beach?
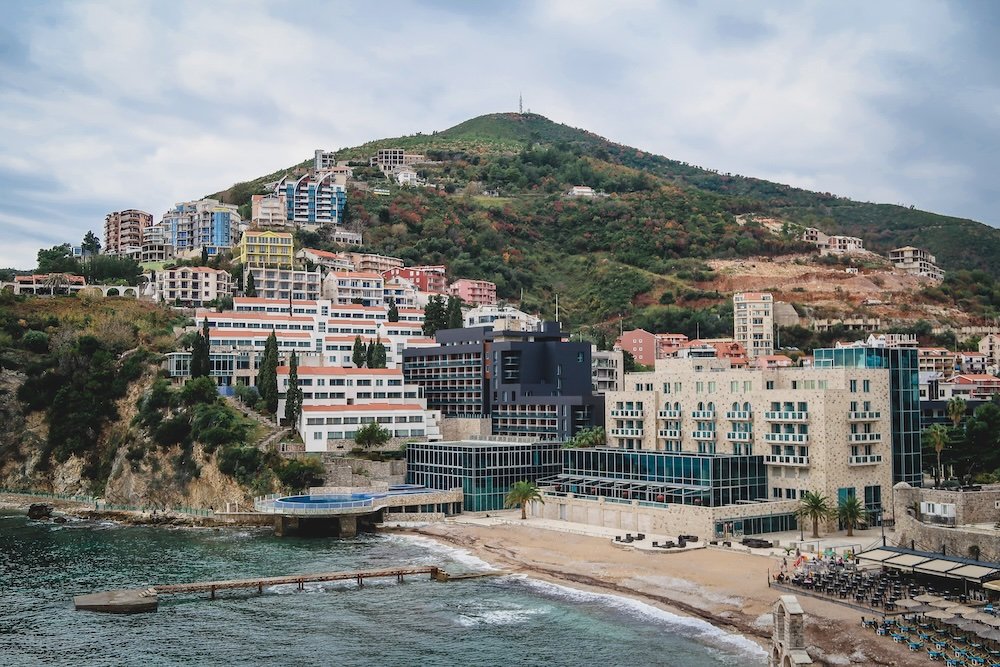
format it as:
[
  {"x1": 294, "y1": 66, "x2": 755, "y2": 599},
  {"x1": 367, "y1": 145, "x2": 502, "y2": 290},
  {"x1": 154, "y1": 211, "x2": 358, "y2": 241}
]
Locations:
[{"x1": 409, "y1": 519, "x2": 920, "y2": 666}]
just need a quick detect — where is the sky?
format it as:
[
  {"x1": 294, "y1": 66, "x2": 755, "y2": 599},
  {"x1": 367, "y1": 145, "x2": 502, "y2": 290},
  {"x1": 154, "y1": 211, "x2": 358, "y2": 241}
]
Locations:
[{"x1": 0, "y1": 0, "x2": 998, "y2": 270}]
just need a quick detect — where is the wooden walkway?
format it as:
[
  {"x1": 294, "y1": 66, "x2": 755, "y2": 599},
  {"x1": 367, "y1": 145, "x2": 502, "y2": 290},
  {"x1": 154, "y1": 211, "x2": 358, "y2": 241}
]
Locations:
[{"x1": 74, "y1": 565, "x2": 507, "y2": 614}]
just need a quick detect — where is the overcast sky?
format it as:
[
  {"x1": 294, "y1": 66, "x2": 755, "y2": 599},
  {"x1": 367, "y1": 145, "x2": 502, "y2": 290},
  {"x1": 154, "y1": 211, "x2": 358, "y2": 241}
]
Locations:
[{"x1": 1, "y1": 0, "x2": 998, "y2": 269}]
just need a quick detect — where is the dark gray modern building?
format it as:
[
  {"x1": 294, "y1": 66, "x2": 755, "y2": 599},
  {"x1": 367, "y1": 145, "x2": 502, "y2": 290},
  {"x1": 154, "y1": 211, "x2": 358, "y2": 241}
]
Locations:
[
  {"x1": 403, "y1": 322, "x2": 604, "y2": 441},
  {"x1": 406, "y1": 438, "x2": 563, "y2": 511}
]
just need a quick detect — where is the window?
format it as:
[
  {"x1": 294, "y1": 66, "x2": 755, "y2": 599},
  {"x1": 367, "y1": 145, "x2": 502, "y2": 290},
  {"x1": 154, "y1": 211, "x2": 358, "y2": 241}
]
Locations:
[
  {"x1": 863, "y1": 379, "x2": 871, "y2": 393},
  {"x1": 850, "y1": 379, "x2": 858, "y2": 393},
  {"x1": 766, "y1": 381, "x2": 774, "y2": 390}
]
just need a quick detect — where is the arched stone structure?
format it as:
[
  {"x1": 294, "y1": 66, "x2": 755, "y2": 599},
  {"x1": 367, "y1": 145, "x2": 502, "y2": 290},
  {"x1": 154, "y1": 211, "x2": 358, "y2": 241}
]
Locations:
[{"x1": 770, "y1": 595, "x2": 813, "y2": 666}]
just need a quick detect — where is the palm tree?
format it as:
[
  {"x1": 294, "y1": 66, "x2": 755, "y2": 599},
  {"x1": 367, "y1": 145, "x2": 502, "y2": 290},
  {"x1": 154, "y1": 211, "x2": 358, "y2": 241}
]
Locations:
[
  {"x1": 947, "y1": 396, "x2": 967, "y2": 429},
  {"x1": 837, "y1": 497, "x2": 868, "y2": 537},
  {"x1": 505, "y1": 481, "x2": 544, "y2": 520},
  {"x1": 926, "y1": 423, "x2": 950, "y2": 487},
  {"x1": 43, "y1": 273, "x2": 68, "y2": 296},
  {"x1": 795, "y1": 491, "x2": 834, "y2": 538}
]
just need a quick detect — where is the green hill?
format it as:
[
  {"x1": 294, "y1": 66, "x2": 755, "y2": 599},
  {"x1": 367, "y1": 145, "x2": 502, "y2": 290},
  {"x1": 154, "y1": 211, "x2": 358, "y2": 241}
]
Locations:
[{"x1": 209, "y1": 112, "x2": 1000, "y2": 330}]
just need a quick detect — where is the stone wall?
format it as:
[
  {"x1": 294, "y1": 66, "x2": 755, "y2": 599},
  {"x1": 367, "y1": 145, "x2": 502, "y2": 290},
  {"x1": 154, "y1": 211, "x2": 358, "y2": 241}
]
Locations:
[
  {"x1": 439, "y1": 417, "x2": 490, "y2": 442},
  {"x1": 535, "y1": 493, "x2": 799, "y2": 540},
  {"x1": 893, "y1": 484, "x2": 1000, "y2": 561},
  {"x1": 324, "y1": 436, "x2": 414, "y2": 454},
  {"x1": 382, "y1": 512, "x2": 446, "y2": 522},
  {"x1": 320, "y1": 457, "x2": 407, "y2": 488}
]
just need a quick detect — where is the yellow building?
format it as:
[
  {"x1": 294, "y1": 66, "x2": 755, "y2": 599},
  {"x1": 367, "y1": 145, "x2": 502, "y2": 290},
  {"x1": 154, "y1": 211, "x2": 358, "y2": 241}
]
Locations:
[{"x1": 235, "y1": 231, "x2": 294, "y2": 268}]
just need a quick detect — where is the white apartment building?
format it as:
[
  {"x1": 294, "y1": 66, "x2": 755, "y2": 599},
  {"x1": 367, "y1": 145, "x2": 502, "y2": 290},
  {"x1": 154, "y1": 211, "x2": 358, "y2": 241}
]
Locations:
[
  {"x1": 276, "y1": 366, "x2": 441, "y2": 451},
  {"x1": 151, "y1": 266, "x2": 232, "y2": 306},
  {"x1": 247, "y1": 267, "x2": 323, "y2": 301},
  {"x1": 322, "y1": 271, "x2": 385, "y2": 307},
  {"x1": 801, "y1": 228, "x2": 865, "y2": 256},
  {"x1": 591, "y1": 348, "x2": 624, "y2": 394},
  {"x1": 297, "y1": 248, "x2": 355, "y2": 271},
  {"x1": 605, "y1": 356, "x2": 892, "y2": 506},
  {"x1": 979, "y1": 334, "x2": 1000, "y2": 371},
  {"x1": 347, "y1": 253, "x2": 404, "y2": 274},
  {"x1": 384, "y1": 276, "x2": 419, "y2": 308},
  {"x1": 733, "y1": 292, "x2": 774, "y2": 359},
  {"x1": 251, "y1": 194, "x2": 290, "y2": 229},
  {"x1": 890, "y1": 246, "x2": 944, "y2": 282},
  {"x1": 314, "y1": 149, "x2": 337, "y2": 171},
  {"x1": 140, "y1": 223, "x2": 173, "y2": 263},
  {"x1": 464, "y1": 304, "x2": 541, "y2": 331}
]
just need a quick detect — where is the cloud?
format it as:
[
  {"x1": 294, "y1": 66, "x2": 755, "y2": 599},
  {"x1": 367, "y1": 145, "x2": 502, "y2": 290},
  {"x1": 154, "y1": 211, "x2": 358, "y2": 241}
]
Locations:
[{"x1": 0, "y1": 0, "x2": 996, "y2": 269}]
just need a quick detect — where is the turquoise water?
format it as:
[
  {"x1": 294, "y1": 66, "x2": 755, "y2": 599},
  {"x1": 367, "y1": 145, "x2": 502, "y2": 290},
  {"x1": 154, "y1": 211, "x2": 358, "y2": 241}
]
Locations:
[{"x1": 0, "y1": 512, "x2": 766, "y2": 666}]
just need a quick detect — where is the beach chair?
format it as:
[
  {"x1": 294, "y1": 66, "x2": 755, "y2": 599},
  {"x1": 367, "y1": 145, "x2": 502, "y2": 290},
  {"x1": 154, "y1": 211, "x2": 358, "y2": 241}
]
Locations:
[
  {"x1": 927, "y1": 650, "x2": 944, "y2": 662},
  {"x1": 909, "y1": 641, "x2": 924, "y2": 651},
  {"x1": 945, "y1": 659, "x2": 965, "y2": 667},
  {"x1": 968, "y1": 656, "x2": 985, "y2": 666}
]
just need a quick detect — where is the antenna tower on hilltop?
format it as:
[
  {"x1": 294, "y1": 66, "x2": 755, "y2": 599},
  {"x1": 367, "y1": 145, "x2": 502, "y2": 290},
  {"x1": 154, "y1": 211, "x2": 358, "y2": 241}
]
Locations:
[{"x1": 519, "y1": 93, "x2": 523, "y2": 114}]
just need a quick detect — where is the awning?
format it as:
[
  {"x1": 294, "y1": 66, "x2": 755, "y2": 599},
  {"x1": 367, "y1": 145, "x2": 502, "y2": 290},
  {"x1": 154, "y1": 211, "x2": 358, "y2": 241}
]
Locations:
[
  {"x1": 855, "y1": 549, "x2": 898, "y2": 563},
  {"x1": 883, "y1": 554, "x2": 932, "y2": 570},
  {"x1": 914, "y1": 559, "x2": 966, "y2": 577},
  {"x1": 949, "y1": 565, "x2": 1000, "y2": 581}
]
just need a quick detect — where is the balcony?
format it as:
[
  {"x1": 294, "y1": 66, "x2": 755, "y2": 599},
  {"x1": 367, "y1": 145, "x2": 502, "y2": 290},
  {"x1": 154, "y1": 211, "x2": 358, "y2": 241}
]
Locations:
[
  {"x1": 764, "y1": 454, "x2": 810, "y2": 467},
  {"x1": 848, "y1": 411, "x2": 881, "y2": 421},
  {"x1": 764, "y1": 411, "x2": 809, "y2": 422},
  {"x1": 691, "y1": 410, "x2": 716, "y2": 420},
  {"x1": 848, "y1": 454, "x2": 883, "y2": 466},
  {"x1": 658, "y1": 409, "x2": 681, "y2": 419},
  {"x1": 610, "y1": 409, "x2": 644, "y2": 418},
  {"x1": 725, "y1": 410, "x2": 752, "y2": 421},
  {"x1": 764, "y1": 432, "x2": 809, "y2": 444},
  {"x1": 657, "y1": 429, "x2": 681, "y2": 439},
  {"x1": 692, "y1": 430, "x2": 717, "y2": 441},
  {"x1": 726, "y1": 432, "x2": 753, "y2": 442},
  {"x1": 848, "y1": 432, "x2": 881, "y2": 443},
  {"x1": 610, "y1": 428, "x2": 644, "y2": 437}
]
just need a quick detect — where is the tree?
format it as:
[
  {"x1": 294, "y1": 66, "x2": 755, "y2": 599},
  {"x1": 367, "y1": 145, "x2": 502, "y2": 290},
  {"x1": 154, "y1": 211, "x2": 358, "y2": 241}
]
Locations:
[
  {"x1": 352, "y1": 335, "x2": 367, "y2": 368},
  {"x1": 245, "y1": 271, "x2": 257, "y2": 297},
  {"x1": 563, "y1": 426, "x2": 605, "y2": 448},
  {"x1": 81, "y1": 231, "x2": 101, "y2": 256},
  {"x1": 422, "y1": 295, "x2": 447, "y2": 336},
  {"x1": 354, "y1": 422, "x2": 391, "y2": 449},
  {"x1": 925, "y1": 423, "x2": 950, "y2": 487},
  {"x1": 370, "y1": 336, "x2": 387, "y2": 369},
  {"x1": 43, "y1": 273, "x2": 69, "y2": 296},
  {"x1": 837, "y1": 496, "x2": 868, "y2": 537},
  {"x1": 795, "y1": 491, "x2": 834, "y2": 539},
  {"x1": 190, "y1": 318, "x2": 211, "y2": 378},
  {"x1": 947, "y1": 396, "x2": 967, "y2": 429},
  {"x1": 283, "y1": 351, "x2": 303, "y2": 431},
  {"x1": 256, "y1": 330, "x2": 279, "y2": 413},
  {"x1": 387, "y1": 297, "x2": 399, "y2": 322},
  {"x1": 366, "y1": 339, "x2": 376, "y2": 368},
  {"x1": 505, "y1": 481, "x2": 544, "y2": 520},
  {"x1": 36, "y1": 244, "x2": 80, "y2": 274},
  {"x1": 446, "y1": 296, "x2": 463, "y2": 329},
  {"x1": 200, "y1": 247, "x2": 209, "y2": 265}
]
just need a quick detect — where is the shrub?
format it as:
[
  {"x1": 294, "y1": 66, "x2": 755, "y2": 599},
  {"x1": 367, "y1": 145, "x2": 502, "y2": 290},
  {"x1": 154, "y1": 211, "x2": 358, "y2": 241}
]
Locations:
[
  {"x1": 276, "y1": 458, "x2": 325, "y2": 493},
  {"x1": 154, "y1": 416, "x2": 192, "y2": 446},
  {"x1": 21, "y1": 330, "x2": 49, "y2": 353},
  {"x1": 180, "y1": 376, "x2": 219, "y2": 406}
]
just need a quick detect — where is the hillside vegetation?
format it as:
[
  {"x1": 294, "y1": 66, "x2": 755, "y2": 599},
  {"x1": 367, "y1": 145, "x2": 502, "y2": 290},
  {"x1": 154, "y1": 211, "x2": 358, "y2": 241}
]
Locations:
[{"x1": 211, "y1": 112, "x2": 1000, "y2": 332}]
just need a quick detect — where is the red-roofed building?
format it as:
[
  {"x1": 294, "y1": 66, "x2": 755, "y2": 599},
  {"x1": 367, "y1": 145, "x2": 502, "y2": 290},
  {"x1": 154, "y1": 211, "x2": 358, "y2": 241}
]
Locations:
[
  {"x1": 382, "y1": 265, "x2": 448, "y2": 294},
  {"x1": 449, "y1": 278, "x2": 497, "y2": 306},
  {"x1": 939, "y1": 374, "x2": 1000, "y2": 400}
]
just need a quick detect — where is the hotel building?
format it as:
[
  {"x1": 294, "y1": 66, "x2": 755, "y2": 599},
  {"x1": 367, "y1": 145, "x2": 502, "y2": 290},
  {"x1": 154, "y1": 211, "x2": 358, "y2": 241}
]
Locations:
[
  {"x1": 246, "y1": 267, "x2": 323, "y2": 301},
  {"x1": 448, "y1": 278, "x2": 497, "y2": 306},
  {"x1": 152, "y1": 266, "x2": 232, "y2": 307},
  {"x1": 234, "y1": 230, "x2": 295, "y2": 269},
  {"x1": 250, "y1": 194, "x2": 290, "y2": 230},
  {"x1": 274, "y1": 171, "x2": 347, "y2": 229},
  {"x1": 383, "y1": 265, "x2": 448, "y2": 294}
]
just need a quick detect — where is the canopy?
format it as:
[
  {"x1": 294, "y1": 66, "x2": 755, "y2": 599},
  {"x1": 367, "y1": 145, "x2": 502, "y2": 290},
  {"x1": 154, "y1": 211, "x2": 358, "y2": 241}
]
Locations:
[
  {"x1": 855, "y1": 545, "x2": 1000, "y2": 584},
  {"x1": 914, "y1": 593, "x2": 942, "y2": 603},
  {"x1": 926, "y1": 610, "x2": 955, "y2": 620}
]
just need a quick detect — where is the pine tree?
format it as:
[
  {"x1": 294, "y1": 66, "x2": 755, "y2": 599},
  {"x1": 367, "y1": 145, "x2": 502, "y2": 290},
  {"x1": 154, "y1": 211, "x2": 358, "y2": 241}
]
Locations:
[
  {"x1": 366, "y1": 339, "x2": 376, "y2": 368},
  {"x1": 256, "y1": 330, "x2": 279, "y2": 413},
  {"x1": 352, "y1": 335, "x2": 366, "y2": 368},
  {"x1": 81, "y1": 231, "x2": 101, "y2": 256},
  {"x1": 245, "y1": 271, "x2": 257, "y2": 297},
  {"x1": 387, "y1": 297, "x2": 399, "y2": 322},
  {"x1": 446, "y1": 296, "x2": 463, "y2": 329},
  {"x1": 371, "y1": 336, "x2": 387, "y2": 368},
  {"x1": 284, "y1": 351, "x2": 303, "y2": 431},
  {"x1": 423, "y1": 295, "x2": 446, "y2": 336},
  {"x1": 200, "y1": 247, "x2": 209, "y2": 265},
  {"x1": 190, "y1": 318, "x2": 212, "y2": 378}
]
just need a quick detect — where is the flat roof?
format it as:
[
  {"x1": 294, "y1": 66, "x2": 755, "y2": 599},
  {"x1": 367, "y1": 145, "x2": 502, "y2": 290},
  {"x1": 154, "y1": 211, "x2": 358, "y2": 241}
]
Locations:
[{"x1": 856, "y1": 546, "x2": 1000, "y2": 583}]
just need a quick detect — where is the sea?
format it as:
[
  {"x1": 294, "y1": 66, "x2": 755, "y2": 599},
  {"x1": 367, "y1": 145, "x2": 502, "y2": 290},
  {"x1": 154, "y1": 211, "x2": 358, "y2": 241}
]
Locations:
[{"x1": 0, "y1": 511, "x2": 767, "y2": 667}]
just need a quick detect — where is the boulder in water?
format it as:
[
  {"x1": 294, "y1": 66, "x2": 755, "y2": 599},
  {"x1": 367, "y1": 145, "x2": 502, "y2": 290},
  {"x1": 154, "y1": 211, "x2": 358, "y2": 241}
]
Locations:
[
  {"x1": 53, "y1": 516, "x2": 67, "y2": 524},
  {"x1": 27, "y1": 503, "x2": 53, "y2": 520}
]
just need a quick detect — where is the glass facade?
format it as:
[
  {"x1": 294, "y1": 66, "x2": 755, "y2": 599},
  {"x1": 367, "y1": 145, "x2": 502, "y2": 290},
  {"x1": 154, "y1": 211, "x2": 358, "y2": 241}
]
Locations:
[
  {"x1": 550, "y1": 448, "x2": 767, "y2": 507},
  {"x1": 406, "y1": 441, "x2": 562, "y2": 512},
  {"x1": 713, "y1": 512, "x2": 797, "y2": 539},
  {"x1": 814, "y1": 346, "x2": 921, "y2": 485}
]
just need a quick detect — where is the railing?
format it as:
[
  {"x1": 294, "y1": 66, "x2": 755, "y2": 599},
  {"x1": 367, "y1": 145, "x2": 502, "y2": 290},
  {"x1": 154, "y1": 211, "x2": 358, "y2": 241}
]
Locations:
[
  {"x1": 725, "y1": 411, "x2": 752, "y2": 421},
  {"x1": 691, "y1": 410, "x2": 716, "y2": 420},
  {"x1": 848, "y1": 454, "x2": 883, "y2": 465},
  {"x1": 657, "y1": 409, "x2": 681, "y2": 419},
  {"x1": 848, "y1": 432, "x2": 881, "y2": 443},
  {"x1": 764, "y1": 433, "x2": 809, "y2": 443},
  {"x1": 726, "y1": 432, "x2": 753, "y2": 441},
  {"x1": 848, "y1": 411, "x2": 881, "y2": 421},
  {"x1": 692, "y1": 430, "x2": 717, "y2": 440},
  {"x1": 764, "y1": 411, "x2": 809, "y2": 422},
  {"x1": 764, "y1": 454, "x2": 810, "y2": 467},
  {"x1": 610, "y1": 409, "x2": 643, "y2": 418},
  {"x1": 609, "y1": 428, "x2": 643, "y2": 437},
  {"x1": 920, "y1": 513, "x2": 957, "y2": 527},
  {"x1": 658, "y1": 429, "x2": 681, "y2": 439},
  {"x1": 0, "y1": 489, "x2": 215, "y2": 516}
]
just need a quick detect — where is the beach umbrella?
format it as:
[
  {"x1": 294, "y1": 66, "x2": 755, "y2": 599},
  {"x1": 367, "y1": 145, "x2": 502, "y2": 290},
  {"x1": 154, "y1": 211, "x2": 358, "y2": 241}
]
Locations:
[
  {"x1": 966, "y1": 612, "x2": 997, "y2": 624},
  {"x1": 896, "y1": 599, "x2": 923, "y2": 609},
  {"x1": 931, "y1": 599, "x2": 957, "y2": 608},
  {"x1": 941, "y1": 615, "x2": 964, "y2": 626},
  {"x1": 983, "y1": 616, "x2": 1000, "y2": 628},
  {"x1": 947, "y1": 605, "x2": 976, "y2": 616},
  {"x1": 914, "y1": 594, "x2": 942, "y2": 603},
  {"x1": 926, "y1": 610, "x2": 956, "y2": 620},
  {"x1": 958, "y1": 620, "x2": 988, "y2": 634}
]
